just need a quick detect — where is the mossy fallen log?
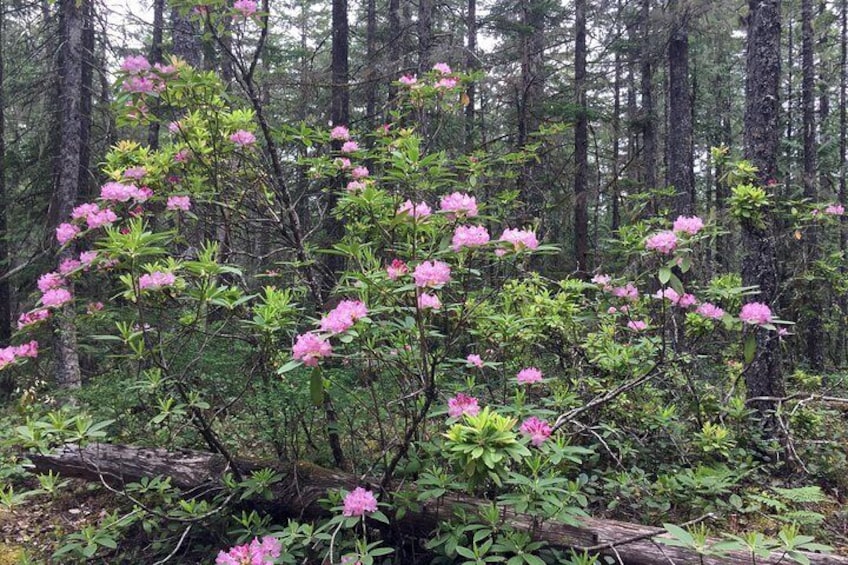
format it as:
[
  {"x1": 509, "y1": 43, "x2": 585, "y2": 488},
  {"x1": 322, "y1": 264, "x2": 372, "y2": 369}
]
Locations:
[{"x1": 27, "y1": 443, "x2": 847, "y2": 565}]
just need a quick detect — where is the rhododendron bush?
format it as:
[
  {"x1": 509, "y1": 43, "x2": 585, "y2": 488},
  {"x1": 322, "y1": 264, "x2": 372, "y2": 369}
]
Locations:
[{"x1": 5, "y1": 50, "x2": 840, "y2": 565}]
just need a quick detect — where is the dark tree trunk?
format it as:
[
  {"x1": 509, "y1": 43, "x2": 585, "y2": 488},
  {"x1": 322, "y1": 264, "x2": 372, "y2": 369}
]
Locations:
[
  {"x1": 147, "y1": 0, "x2": 165, "y2": 149},
  {"x1": 611, "y1": 0, "x2": 622, "y2": 233},
  {"x1": 667, "y1": 0, "x2": 694, "y2": 215},
  {"x1": 517, "y1": 0, "x2": 545, "y2": 218},
  {"x1": 54, "y1": 0, "x2": 91, "y2": 389},
  {"x1": 465, "y1": 0, "x2": 477, "y2": 150},
  {"x1": 743, "y1": 0, "x2": 784, "y2": 415},
  {"x1": 840, "y1": 0, "x2": 847, "y2": 364},
  {"x1": 574, "y1": 0, "x2": 589, "y2": 272},
  {"x1": 418, "y1": 0, "x2": 432, "y2": 72},
  {"x1": 387, "y1": 0, "x2": 401, "y2": 104},
  {"x1": 640, "y1": 0, "x2": 657, "y2": 192},
  {"x1": 0, "y1": 0, "x2": 9, "y2": 345},
  {"x1": 802, "y1": 0, "x2": 824, "y2": 371},
  {"x1": 171, "y1": 7, "x2": 202, "y2": 67},
  {"x1": 364, "y1": 0, "x2": 377, "y2": 129}
]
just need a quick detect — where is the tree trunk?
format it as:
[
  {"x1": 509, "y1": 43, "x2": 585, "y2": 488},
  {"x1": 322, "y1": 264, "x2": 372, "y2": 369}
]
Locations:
[
  {"x1": 667, "y1": 0, "x2": 694, "y2": 215},
  {"x1": 0, "y1": 0, "x2": 9, "y2": 345},
  {"x1": 465, "y1": 0, "x2": 477, "y2": 151},
  {"x1": 574, "y1": 0, "x2": 589, "y2": 272},
  {"x1": 28, "y1": 443, "x2": 848, "y2": 565},
  {"x1": 743, "y1": 0, "x2": 784, "y2": 416},
  {"x1": 147, "y1": 0, "x2": 165, "y2": 150},
  {"x1": 171, "y1": 6, "x2": 202, "y2": 67},
  {"x1": 418, "y1": 0, "x2": 432, "y2": 72},
  {"x1": 53, "y1": 0, "x2": 91, "y2": 389},
  {"x1": 640, "y1": 0, "x2": 657, "y2": 193},
  {"x1": 611, "y1": 0, "x2": 622, "y2": 233},
  {"x1": 840, "y1": 0, "x2": 847, "y2": 364},
  {"x1": 802, "y1": 0, "x2": 824, "y2": 371},
  {"x1": 364, "y1": 0, "x2": 377, "y2": 129}
]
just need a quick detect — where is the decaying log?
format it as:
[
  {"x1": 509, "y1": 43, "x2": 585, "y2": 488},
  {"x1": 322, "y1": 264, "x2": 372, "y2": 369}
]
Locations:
[{"x1": 28, "y1": 443, "x2": 848, "y2": 565}]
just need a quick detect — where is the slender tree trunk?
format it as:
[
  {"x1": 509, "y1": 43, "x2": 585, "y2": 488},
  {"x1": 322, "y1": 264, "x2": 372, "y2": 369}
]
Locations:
[
  {"x1": 641, "y1": 0, "x2": 657, "y2": 193},
  {"x1": 840, "y1": 0, "x2": 847, "y2": 364},
  {"x1": 418, "y1": 0, "x2": 432, "y2": 72},
  {"x1": 364, "y1": 0, "x2": 377, "y2": 130},
  {"x1": 147, "y1": 0, "x2": 165, "y2": 149},
  {"x1": 574, "y1": 0, "x2": 589, "y2": 272},
  {"x1": 611, "y1": 2, "x2": 622, "y2": 233},
  {"x1": 667, "y1": 0, "x2": 694, "y2": 215},
  {"x1": 77, "y1": 0, "x2": 94, "y2": 199},
  {"x1": 54, "y1": 0, "x2": 91, "y2": 389},
  {"x1": 743, "y1": 0, "x2": 784, "y2": 416},
  {"x1": 802, "y1": 0, "x2": 824, "y2": 371},
  {"x1": 517, "y1": 0, "x2": 545, "y2": 218},
  {"x1": 465, "y1": 0, "x2": 477, "y2": 150},
  {"x1": 171, "y1": 7, "x2": 201, "y2": 67},
  {"x1": 387, "y1": 0, "x2": 401, "y2": 105},
  {"x1": 786, "y1": 8, "x2": 795, "y2": 195},
  {"x1": 0, "y1": 0, "x2": 9, "y2": 345}
]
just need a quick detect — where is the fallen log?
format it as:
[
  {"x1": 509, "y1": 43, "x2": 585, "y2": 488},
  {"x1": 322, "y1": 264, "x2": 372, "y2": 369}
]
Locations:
[{"x1": 27, "y1": 443, "x2": 847, "y2": 565}]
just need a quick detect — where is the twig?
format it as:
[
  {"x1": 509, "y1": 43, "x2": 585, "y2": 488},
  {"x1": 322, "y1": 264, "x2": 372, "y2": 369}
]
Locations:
[{"x1": 152, "y1": 524, "x2": 193, "y2": 565}]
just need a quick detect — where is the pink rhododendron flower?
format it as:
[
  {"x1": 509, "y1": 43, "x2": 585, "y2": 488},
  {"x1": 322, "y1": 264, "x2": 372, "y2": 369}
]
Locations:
[
  {"x1": 417, "y1": 292, "x2": 441, "y2": 310},
  {"x1": 79, "y1": 251, "x2": 97, "y2": 267},
  {"x1": 439, "y1": 192, "x2": 478, "y2": 218},
  {"x1": 72, "y1": 203, "x2": 100, "y2": 221},
  {"x1": 612, "y1": 283, "x2": 639, "y2": 301},
  {"x1": 672, "y1": 215, "x2": 705, "y2": 235},
  {"x1": 135, "y1": 186, "x2": 154, "y2": 202},
  {"x1": 168, "y1": 121, "x2": 182, "y2": 134},
  {"x1": 627, "y1": 320, "x2": 647, "y2": 331},
  {"x1": 645, "y1": 231, "x2": 678, "y2": 254},
  {"x1": 14, "y1": 341, "x2": 38, "y2": 358},
  {"x1": 520, "y1": 416, "x2": 552, "y2": 446},
  {"x1": 121, "y1": 76, "x2": 157, "y2": 94},
  {"x1": 498, "y1": 228, "x2": 539, "y2": 252},
  {"x1": 41, "y1": 288, "x2": 72, "y2": 308},
  {"x1": 346, "y1": 180, "x2": 366, "y2": 193},
  {"x1": 825, "y1": 204, "x2": 845, "y2": 215},
  {"x1": 739, "y1": 302, "x2": 773, "y2": 325},
  {"x1": 167, "y1": 195, "x2": 192, "y2": 211},
  {"x1": 86, "y1": 208, "x2": 118, "y2": 229},
  {"x1": 139, "y1": 271, "x2": 176, "y2": 290},
  {"x1": 174, "y1": 149, "x2": 190, "y2": 162},
  {"x1": 516, "y1": 367, "x2": 543, "y2": 384},
  {"x1": 413, "y1": 260, "x2": 451, "y2": 287},
  {"x1": 215, "y1": 536, "x2": 281, "y2": 565},
  {"x1": 229, "y1": 130, "x2": 256, "y2": 146},
  {"x1": 386, "y1": 259, "x2": 408, "y2": 280},
  {"x1": 451, "y1": 225, "x2": 490, "y2": 251},
  {"x1": 399, "y1": 74, "x2": 418, "y2": 86},
  {"x1": 100, "y1": 181, "x2": 139, "y2": 202},
  {"x1": 436, "y1": 77, "x2": 458, "y2": 89},
  {"x1": 592, "y1": 274, "x2": 612, "y2": 289},
  {"x1": 38, "y1": 272, "x2": 65, "y2": 293},
  {"x1": 330, "y1": 125, "x2": 351, "y2": 141},
  {"x1": 0, "y1": 347, "x2": 16, "y2": 370},
  {"x1": 233, "y1": 0, "x2": 257, "y2": 17},
  {"x1": 121, "y1": 55, "x2": 151, "y2": 74},
  {"x1": 335, "y1": 157, "x2": 352, "y2": 169},
  {"x1": 341, "y1": 140, "x2": 359, "y2": 153},
  {"x1": 319, "y1": 300, "x2": 368, "y2": 334},
  {"x1": 448, "y1": 393, "x2": 480, "y2": 418},
  {"x1": 696, "y1": 302, "x2": 725, "y2": 319},
  {"x1": 351, "y1": 166, "x2": 369, "y2": 179},
  {"x1": 432, "y1": 62, "x2": 452, "y2": 74},
  {"x1": 87, "y1": 302, "x2": 104, "y2": 314},
  {"x1": 343, "y1": 487, "x2": 378, "y2": 517},
  {"x1": 59, "y1": 259, "x2": 81, "y2": 275},
  {"x1": 123, "y1": 166, "x2": 147, "y2": 180},
  {"x1": 292, "y1": 333, "x2": 331, "y2": 366},
  {"x1": 466, "y1": 354, "x2": 483, "y2": 368},
  {"x1": 56, "y1": 223, "x2": 80, "y2": 245},
  {"x1": 17, "y1": 310, "x2": 49, "y2": 330},
  {"x1": 397, "y1": 200, "x2": 432, "y2": 219},
  {"x1": 678, "y1": 293, "x2": 697, "y2": 308}
]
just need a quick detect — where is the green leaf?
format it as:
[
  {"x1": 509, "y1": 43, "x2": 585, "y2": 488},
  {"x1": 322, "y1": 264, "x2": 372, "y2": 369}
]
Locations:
[
  {"x1": 744, "y1": 334, "x2": 757, "y2": 364},
  {"x1": 658, "y1": 267, "x2": 671, "y2": 285},
  {"x1": 663, "y1": 523, "x2": 694, "y2": 546},
  {"x1": 277, "y1": 360, "x2": 301, "y2": 374}
]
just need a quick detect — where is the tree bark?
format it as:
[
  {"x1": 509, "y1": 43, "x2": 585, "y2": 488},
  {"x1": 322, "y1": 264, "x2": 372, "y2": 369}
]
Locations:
[
  {"x1": 574, "y1": 0, "x2": 589, "y2": 272},
  {"x1": 743, "y1": 0, "x2": 784, "y2": 415},
  {"x1": 418, "y1": 0, "x2": 432, "y2": 72},
  {"x1": 667, "y1": 0, "x2": 694, "y2": 215},
  {"x1": 0, "y1": 0, "x2": 10, "y2": 346},
  {"x1": 147, "y1": 0, "x2": 165, "y2": 150},
  {"x1": 841, "y1": 0, "x2": 848, "y2": 364},
  {"x1": 465, "y1": 0, "x2": 477, "y2": 151},
  {"x1": 640, "y1": 0, "x2": 657, "y2": 193},
  {"x1": 171, "y1": 6, "x2": 202, "y2": 67},
  {"x1": 28, "y1": 443, "x2": 848, "y2": 565}
]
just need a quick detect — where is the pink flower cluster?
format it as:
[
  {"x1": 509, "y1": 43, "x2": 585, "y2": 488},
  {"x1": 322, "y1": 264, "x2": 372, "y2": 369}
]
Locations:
[
  {"x1": 233, "y1": 0, "x2": 257, "y2": 17},
  {"x1": 654, "y1": 287, "x2": 697, "y2": 308},
  {"x1": 139, "y1": 271, "x2": 176, "y2": 290},
  {"x1": 0, "y1": 341, "x2": 39, "y2": 370},
  {"x1": 215, "y1": 536, "x2": 281, "y2": 565},
  {"x1": 101, "y1": 182, "x2": 150, "y2": 203},
  {"x1": 386, "y1": 259, "x2": 408, "y2": 280},
  {"x1": 825, "y1": 204, "x2": 845, "y2": 215},
  {"x1": 448, "y1": 393, "x2": 480, "y2": 418},
  {"x1": 592, "y1": 274, "x2": 612, "y2": 290},
  {"x1": 41, "y1": 288, "x2": 72, "y2": 308},
  {"x1": 413, "y1": 260, "x2": 451, "y2": 287},
  {"x1": 341, "y1": 140, "x2": 359, "y2": 153},
  {"x1": 672, "y1": 215, "x2": 704, "y2": 235},
  {"x1": 319, "y1": 300, "x2": 368, "y2": 334},
  {"x1": 330, "y1": 125, "x2": 350, "y2": 141},
  {"x1": 119, "y1": 56, "x2": 169, "y2": 94},
  {"x1": 645, "y1": 231, "x2": 678, "y2": 254},
  {"x1": 342, "y1": 487, "x2": 378, "y2": 517},
  {"x1": 56, "y1": 223, "x2": 80, "y2": 245},
  {"x1": 520, "y1": 416, "x2": 552, "y2": 446},
  {"x1": 399, "y1": 74, "x2": 418, "y2": 86},
  {"x1": 739, "y1": 302, "x2": 773, "y2": 325},
  {"x1": 612, "y1": 283, "x2": 639, "y2": 302},
  {"x1": 229, "y1": 130, "x2": 256, "y2": 146},
  {"x1": 440, "y1": 192, "x2": 478, "y2": 218},
  {"x1": 516, "y1": 367, "x2": 542, "y2": 384},
  {"x1": 398, "y1": 200, "x2": 432, "y2": 219},
  {"x1": 292, "y1": 333, "x2": 331, "y2": 366},
  {"x1": 696, "y1": 302, "x2": 725, "y2": 319},
  {"x1": 497, "y1": 228, "x2": 539, "y2": 254},
  {"x1": 627, "y1": 320, "x2": 647, "y2": 331},
  {"x1": 17, "y1": 309, "x2": 49, "y2": 330},
  {"x1": 466, "y1": 353, "x2": 483, "y2": 368},
  {"x1": 451, "y1": 225, "x2": 490, "y2": 251},
  {"x1": 167, "y1": 195, "x2": 192, "y2": 211},
  {"x1": 417, "y1": 292, "x2": 441, "y2": 310}
]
